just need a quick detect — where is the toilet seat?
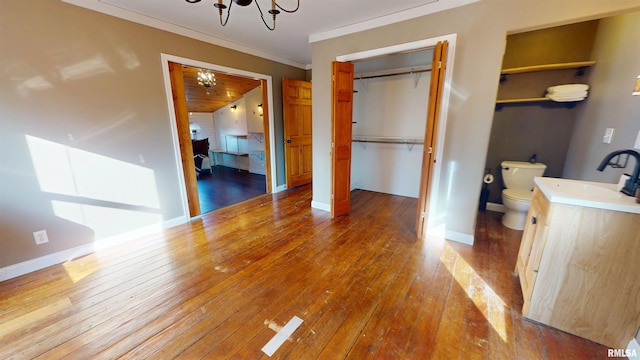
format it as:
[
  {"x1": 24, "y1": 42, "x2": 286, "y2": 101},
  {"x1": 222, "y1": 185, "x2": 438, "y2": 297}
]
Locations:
[{"x1": 503, "y1": 188, "x2": 533, "y2": 202}]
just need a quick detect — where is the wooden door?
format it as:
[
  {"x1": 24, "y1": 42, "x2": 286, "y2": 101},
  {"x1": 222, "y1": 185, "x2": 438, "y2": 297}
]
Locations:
[
  {"x1": 282, "y1": 78, "x2": 313, "y2": 188},
  {"x1": 169, "y1": 61, "x2": 201, "y2": 217},
  {"x1": 416, "y1": 41, "x2": 448, "y2": 239},
  {"x1": 330, "y1": 61, "x2": 354, "y2": 217}
]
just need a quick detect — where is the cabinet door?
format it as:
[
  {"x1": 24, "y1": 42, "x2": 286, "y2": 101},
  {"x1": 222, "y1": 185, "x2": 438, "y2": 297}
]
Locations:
[{"x1": 516, "y1": 187, "x2": 550, "y2": 305}]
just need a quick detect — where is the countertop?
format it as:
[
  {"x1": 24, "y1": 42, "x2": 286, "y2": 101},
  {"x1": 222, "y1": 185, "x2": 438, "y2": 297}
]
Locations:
[{"x1": 534, "y1": 177, "x2": 640, "y2": 214}]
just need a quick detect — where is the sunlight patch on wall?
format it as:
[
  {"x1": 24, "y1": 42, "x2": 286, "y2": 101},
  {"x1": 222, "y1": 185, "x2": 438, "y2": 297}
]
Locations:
[
  {"x1": 25, "y1": 135, "x2": 162, "y2": 239},
  {"x1": 51, "y1": 201, "x2": 161, "y2": 239},
  {"x1": 58, "y1": 54, "x2": 114, "y2": 82},
  {"x1": 17, "y1": 75, "x2": 54, "y2": 97}
]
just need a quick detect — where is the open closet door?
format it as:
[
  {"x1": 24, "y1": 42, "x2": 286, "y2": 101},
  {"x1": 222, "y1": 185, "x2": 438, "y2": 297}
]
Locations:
[
  {"x1": 330, "y1": 61, "x2": 355, "y2": 217},
  {"x1": 416, "y1": 41, "x2": 448, "y2": 239}
]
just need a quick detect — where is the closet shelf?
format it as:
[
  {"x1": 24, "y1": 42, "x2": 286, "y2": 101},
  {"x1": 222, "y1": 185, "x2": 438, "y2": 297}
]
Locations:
[{"x1": 500, "y1": 61, "x2": 596, "y2": 75}]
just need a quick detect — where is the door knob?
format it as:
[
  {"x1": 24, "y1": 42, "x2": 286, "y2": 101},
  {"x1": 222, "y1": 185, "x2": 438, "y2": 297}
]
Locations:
[
  {"x1": 285, "y1": 139, "x2": 292, "y2": 143},
  {"x1": 531, "y1": 216, "x2": 537, "y2": 225}
]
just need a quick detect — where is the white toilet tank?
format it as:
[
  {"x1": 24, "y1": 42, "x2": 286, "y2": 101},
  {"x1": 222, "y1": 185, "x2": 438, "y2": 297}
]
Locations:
[{"x1": 501, "y1": 161, "x2": 547, "y2": 190}]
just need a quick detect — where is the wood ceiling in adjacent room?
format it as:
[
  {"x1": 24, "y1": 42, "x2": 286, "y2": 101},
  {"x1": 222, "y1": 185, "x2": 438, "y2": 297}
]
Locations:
[{"x1": 182, "y1": 66, "x2": 261, "y2": 113}]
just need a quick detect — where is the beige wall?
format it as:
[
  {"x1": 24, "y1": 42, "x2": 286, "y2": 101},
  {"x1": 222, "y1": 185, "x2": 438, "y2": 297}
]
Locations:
[
  {"x1": 310, "y1": 1, "x2": 640, "y2": 240},
  {"x1": 0, "y1": 0, "x2": 305, "y2": 269},
  {"x1": 564, "y1": 11, "x2": 640, "y2": 183}
]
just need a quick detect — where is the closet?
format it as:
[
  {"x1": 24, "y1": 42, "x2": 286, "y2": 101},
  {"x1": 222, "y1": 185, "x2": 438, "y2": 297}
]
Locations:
[{"x1": 350, "y1": 50, "x2": 432, "y2": 198}]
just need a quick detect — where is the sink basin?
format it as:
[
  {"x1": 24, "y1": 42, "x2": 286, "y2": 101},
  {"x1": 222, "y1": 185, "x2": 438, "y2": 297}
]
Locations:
[
  {"x1": 551, "y1": 181, "x2": 622, "y2": 200},
  {"x1": 534, "y1": 177, "x2": 640, "y2": 214}
]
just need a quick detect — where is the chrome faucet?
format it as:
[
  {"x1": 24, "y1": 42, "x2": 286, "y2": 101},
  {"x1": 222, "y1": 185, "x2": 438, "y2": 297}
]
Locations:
[{"x1": 597, "y1": 149, "x2": 640, "y2": 196}]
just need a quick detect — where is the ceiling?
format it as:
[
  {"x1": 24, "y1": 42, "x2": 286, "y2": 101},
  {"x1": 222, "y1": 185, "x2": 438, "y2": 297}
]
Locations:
[
  {"x1": 64, "y1": 0, "x2": 476, "y2": 68},
  {"x1": 182, "y1": 66, "x2": 260, "y2": 112}
]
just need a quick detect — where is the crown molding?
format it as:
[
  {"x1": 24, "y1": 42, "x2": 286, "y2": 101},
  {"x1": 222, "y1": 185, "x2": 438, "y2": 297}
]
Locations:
[
  {"x1": 61, "y1": 0, "x2": 308, "y2": 69},
  {"x1": 308, "y1": 0, "x2": 479, "y2": 44}
]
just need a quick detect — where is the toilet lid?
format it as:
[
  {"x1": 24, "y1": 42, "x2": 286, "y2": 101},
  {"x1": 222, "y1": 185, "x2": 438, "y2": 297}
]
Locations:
[{"x1": 503, "y1": 188, "x2": 533, "y2": 201}]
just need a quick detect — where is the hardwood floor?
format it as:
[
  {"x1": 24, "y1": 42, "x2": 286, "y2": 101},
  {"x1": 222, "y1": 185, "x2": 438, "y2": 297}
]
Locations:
[
  {"x1": 0, "y1": 186, "x2": 610, "y2": 359},
  {"x1": 197, "y1": 165, "x2": 266, "y2": 214}
]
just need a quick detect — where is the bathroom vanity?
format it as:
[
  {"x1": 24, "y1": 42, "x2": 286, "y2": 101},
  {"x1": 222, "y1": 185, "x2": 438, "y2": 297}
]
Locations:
[{"x1": 515, "y1": 177, "x2": 640, "y2": 348}]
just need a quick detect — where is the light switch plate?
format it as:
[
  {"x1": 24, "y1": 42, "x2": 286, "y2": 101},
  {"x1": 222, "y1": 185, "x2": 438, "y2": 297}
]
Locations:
[
  {"x1": 634, "y1": 130, "x2": 640, "y2": 149},
  {"x1": 603, "y1": 128, "x2": 615, "y2": 144}
]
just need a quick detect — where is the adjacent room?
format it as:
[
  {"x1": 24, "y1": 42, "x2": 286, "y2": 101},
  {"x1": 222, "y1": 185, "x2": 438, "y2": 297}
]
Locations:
[{"x1": 183, "y1": 66, "x2": 268, "y2": 213}]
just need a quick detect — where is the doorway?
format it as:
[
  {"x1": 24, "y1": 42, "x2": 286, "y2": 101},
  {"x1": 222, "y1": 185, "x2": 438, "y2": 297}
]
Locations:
[
  {"x1": 161, "y1": 54, "x2": 277, "y2": 218},
  {"x1": 332, "y1": 35, "x2": 456, "y2": 238}
]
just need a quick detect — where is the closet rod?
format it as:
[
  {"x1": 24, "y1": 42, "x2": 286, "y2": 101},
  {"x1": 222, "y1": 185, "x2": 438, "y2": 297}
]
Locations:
[
  {"x1": 352, "y1": 136, "x2": 424, "y2": 145},
  {"x1": 352, "y1": 139, "x2": 424, "y2": 145},
  {"x1": 356, "y1": 68, "x2": 431, "y2": 80}
]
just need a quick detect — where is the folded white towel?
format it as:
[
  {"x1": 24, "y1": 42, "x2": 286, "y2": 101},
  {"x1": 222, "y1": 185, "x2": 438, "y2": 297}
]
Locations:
[
  {"x1": 547, "y1": 84, "x2": 589, "y2": 94},
  {"x1": 548, "y1": 94, "x2": 587, "y2": 102},
  {"x1": 547, "y1": 90, "x2": 588, "y2": 98}
]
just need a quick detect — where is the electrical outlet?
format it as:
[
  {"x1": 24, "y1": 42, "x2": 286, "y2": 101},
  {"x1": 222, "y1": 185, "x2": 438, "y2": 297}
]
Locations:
[{"x1": 33, "y1": 230, "x2": 49, "y2": 245}]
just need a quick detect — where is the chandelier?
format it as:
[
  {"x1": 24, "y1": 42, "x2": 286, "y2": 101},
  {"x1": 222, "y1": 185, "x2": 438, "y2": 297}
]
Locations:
[
  {"x1": 185, "y1": 0, "x2": 300, "y2": 31},
  {"x1": 197, "y1": 70, "x2": 216, "y2": 88},
  {"x1": 197, "y1": 69, "x2": 216, "y2": 94}
]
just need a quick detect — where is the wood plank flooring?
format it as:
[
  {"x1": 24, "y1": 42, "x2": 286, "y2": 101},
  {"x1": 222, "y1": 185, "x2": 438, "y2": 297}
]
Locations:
[{"x1": 0, "y1": 185, "x2": 610, "y2": 359}]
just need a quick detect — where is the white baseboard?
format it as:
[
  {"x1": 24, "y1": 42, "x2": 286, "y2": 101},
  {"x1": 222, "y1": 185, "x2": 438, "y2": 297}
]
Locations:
[
  {"x1": 427, "y1": 226, "x2": 474, "y2": 245},
  {"x1": 0, "y1": 216, "x2": 187, "y2": 282},
  {"x1": 311, "y1": 200, "x2": 330, "y2": 212},
  {"x1": 274, "y1": 184, "x2": 287, "y2": 193},
  {"x1": 486, "y1": 202, "x2": 505, "y2": 213}
]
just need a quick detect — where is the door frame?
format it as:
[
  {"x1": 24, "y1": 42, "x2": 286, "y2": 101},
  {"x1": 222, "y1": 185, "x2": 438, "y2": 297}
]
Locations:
[
  {"x1": 334, "y1": 33, "x2": 457, "y2": 232},
  {"x1": 160, "y1": 53, "x2": 278, "y2": 219}
]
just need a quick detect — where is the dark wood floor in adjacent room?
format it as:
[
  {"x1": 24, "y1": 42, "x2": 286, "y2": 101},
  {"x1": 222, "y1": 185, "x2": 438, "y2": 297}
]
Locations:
[
  {"x1": 0, "y1": 185, "x2": 609, "y2": 359},
  {"x1": 197, "y1": 165, "x2": 267, "y2": 214}
]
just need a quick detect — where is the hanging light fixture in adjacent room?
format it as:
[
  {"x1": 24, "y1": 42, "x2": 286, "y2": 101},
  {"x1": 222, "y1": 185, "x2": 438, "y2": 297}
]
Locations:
[
  {"x1": 185, "y1": 0, "x2": 300, "y2": 31},
  {"x1": 197, "y1": 69, "x2": 216, "y2": 95},
  {"x1": 197, "y1": 70, "x2": 216, "y2": 88}
]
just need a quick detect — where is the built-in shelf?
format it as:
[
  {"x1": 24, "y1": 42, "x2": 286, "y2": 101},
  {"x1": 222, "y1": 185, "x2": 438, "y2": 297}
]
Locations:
[
  {"x1": 496, "y1": 61, "x2": 595, "y2": 111},
  {"x1": 500, "y1": 60, "x2": 596, "y2": 75},
  {"x1": 495, "y1": 97, "x2": 584, "y2": 111},
  {"x1": 496, "y1": 97, "x2": 551, "y2": 104}
]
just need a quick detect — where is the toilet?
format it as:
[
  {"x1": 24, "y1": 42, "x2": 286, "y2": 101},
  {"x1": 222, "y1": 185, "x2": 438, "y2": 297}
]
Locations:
[{"x1": 501, "y1": 160, "x2": 547, "y2": 230}]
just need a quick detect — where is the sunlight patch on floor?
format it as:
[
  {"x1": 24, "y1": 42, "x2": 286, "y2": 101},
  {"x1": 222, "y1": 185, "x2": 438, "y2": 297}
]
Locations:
[{"x1": 440, "y1": 243, "x2": 508, "y2": 342}]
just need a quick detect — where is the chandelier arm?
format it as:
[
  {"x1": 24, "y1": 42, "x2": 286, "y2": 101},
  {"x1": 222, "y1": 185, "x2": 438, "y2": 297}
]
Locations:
[
  {"x1": 185, "y1": 0, "x2": 201, "y2": 3},
  {"x1": 254, "y1": 1, "x2": 276, "y2": 30},
  {"x1": 219, "y1": 2, "x2": 232, "y2": 26},
  {"x1": 274, "y1": 0, "x2": 299, "y2": 13}
]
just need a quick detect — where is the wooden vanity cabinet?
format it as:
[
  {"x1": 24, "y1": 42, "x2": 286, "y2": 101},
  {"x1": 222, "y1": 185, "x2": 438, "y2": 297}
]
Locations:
[
  {"x1": 515, "y1": 186, "x2": 550, "y2": 312},
  {"x1": 515, "y1": 184, "x2": 640, "y2": 348}
]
